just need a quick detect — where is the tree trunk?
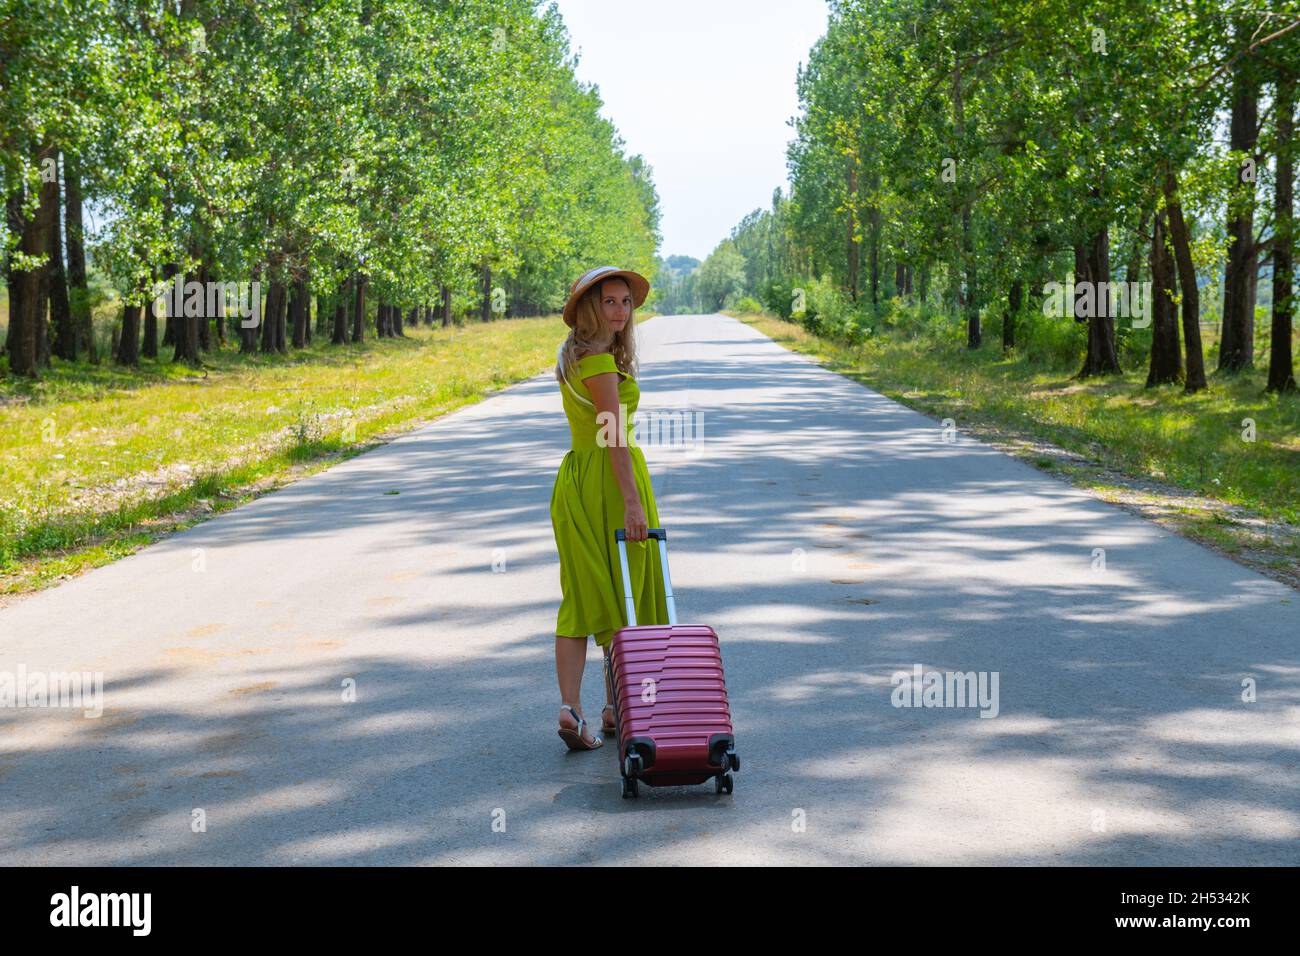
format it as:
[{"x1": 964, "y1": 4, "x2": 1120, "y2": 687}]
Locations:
[
  {"x1": 156, "y1": 264, "x2": 173, "y2": 354},
  {"x1": 1219, "y1": 35, "x2": 1259, "y2": 372},
  {"x1": 1146, "y1": 209, "x2": 1183, "y2": 386},
  {"x1": 9, "y1": 143, "x2": 58, "y2": 377},
  {"x1": 273, "y1": 280, "x2": 286, "y2": 353},
  {"x1": 161, "y1": 250, "x2": 180, "y2": 350},
  {"x1": 192, "y1": 261, "x2": 207, "y2": 352},
  {"x1": 47, "y1": 151, "x2": 75, "y2": 361},
  {"x1": 237, "y1": 266, "x2": 259, "y2": 353},
  {"x1": 63, "y1": 155, "x2": 96, "y2": 363},
  {"x1": 149, "y1": 265, "x2": 173, "y2": 359},
  {"x1": 952, "y1": 56, "x2": 978, "y2": 347},
  {"x1": 261, "y1": 281, "x2": 281, "y2": 353},
  {"x1": 277, "y1": 282, "x2": 288, "y2": 353},
  {"x1": 274, "y1": 277, "x2": 287, "y2": 354},
  {"x1": 196, "y1": 260, "x2": 211, "y2": 352},
  {"x1": 161, "y1": 286, "x2": 176, "y2": 347},
  {"x1": 846, "y1": 160, "x2": 858, "y2": 302},
  {"x1": 480, "y1": 264, "x2": 492, "y2": 322},
  {"x1": 141, "y1": 271, "x2": 158, "y2": 359},
  {"x1": 303, "y1": 285, "x2": 312, "y2": 344},
  {"x1": 441, "y1": 284, "x2": 452, "y2": 327},
  {"x1": 1072, "y1": 244, "x2": 1089, "y2": 325},
  {"x1": 291, "y1": 278, "x2": 308, "y2": 348},
  {"x1": 1076, "y1": 220, "x2": 1122, "y2": 377},
  {"x1": 34, "y1": 212, "x2": 52, "y2": 370},
  {"x1": 172, "y1": 299, "x2": 199, "y2": 365},
  {"x1": 868, "y1": 204, "x2": 880, "y2": 307},
  {"x1": 214, "y1": 273, "x2": 226, "y2": 345},
  {"x1": 1002, "y1": 280, "x2": 1021, "y2": 351},
  {"x1": 1268, "y1": 74, "x2": 1296, "y2": 392},
  {"x1": 115, "y1": 303, "x2": 140, "y2": 367},
  {"x1": 5, "y1": 184, "x2": 26, "y2": 362},
  {"x1": 351, "y1": 272, "x2": 366, "y2": 342},
  {"x1": 1164, "y1": 169, "x2": 1207, "y2": 393},
  {"x1": 962, "y1": 207, "x2": 978, "y2": 347},
  {"x1": 332, "y1": 275, "x2": 349, "y2": 344},
  {"x1": 172, "y1": 255, "x2": 201, "y2": 366}
]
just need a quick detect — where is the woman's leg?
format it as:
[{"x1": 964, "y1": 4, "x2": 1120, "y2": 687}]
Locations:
[{"x1": 555, "y1": 634, "x2": 598, "y2": 743}]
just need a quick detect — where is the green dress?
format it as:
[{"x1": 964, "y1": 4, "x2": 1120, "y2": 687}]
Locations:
[{"x1": 551, "y1": 351, "x2": 669, "y2": 646}]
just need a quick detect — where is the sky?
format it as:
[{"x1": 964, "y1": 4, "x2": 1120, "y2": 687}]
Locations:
[{"x1": 549, "y1": 0, "x2": 830, "y2": 263}]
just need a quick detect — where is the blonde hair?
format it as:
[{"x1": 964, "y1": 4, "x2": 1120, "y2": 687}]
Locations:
[{"x1": 555, "y1": 278, "x2": 639, "y2": 386}]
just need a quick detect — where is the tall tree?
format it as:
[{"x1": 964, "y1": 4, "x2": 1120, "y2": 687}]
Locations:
[
  {"x1": 1219, "y1": 20, "x2": 1262, "y2": 372},
  {"x1": 1268, "y1": 73, "x2": 1297, "y2": 393},
  {"x1": 1147, "y1": 208, "x2": 1182, "y2": 386},
  {"x1": 63, "y1": 153, "x2": 95, "y2": 362}
]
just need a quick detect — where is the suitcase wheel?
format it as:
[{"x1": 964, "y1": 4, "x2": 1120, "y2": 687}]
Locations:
[
  {"x1": 622, "y1": 752, "x2": 643, "y2": 780},
  {"x1": 715, "y1": 773, "x2": 734, "y2": 795},
  {"x1": 622, "y1": 751, "x2": 643, "y2": 799}
]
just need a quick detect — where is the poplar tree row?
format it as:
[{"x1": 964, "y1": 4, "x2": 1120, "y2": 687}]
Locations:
[
  {"x1": 1, "y1": 0, "x2": 662, "y2": 377},
  {"x1": 720, "y1": 0, "x2": 1298, "y2": 392}
]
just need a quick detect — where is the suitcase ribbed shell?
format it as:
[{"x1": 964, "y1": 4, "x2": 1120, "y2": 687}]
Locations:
[{"x1": 608, "y1": 623, "x2": 734, "y2": 783}]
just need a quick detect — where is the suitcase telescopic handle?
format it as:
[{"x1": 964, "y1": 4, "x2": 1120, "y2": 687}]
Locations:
[{"x1": 615, "y1": 528, "x2": 677, "y2": 627}]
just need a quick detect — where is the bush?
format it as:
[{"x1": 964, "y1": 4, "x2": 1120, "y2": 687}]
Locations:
[
  {"x1": 882, "y1": 301, "x2": 938, "y2": 341},
  {"x1": 760, "y1": 278, "x2": 798, "y2": 319},
  {"x1": 800, "y1": 275, "x2": 842, "y2": 336},
  {"x1": 1115, "y1": 315, "x2": 1153, "y2": 370},
  {"x1": 796, "y1": 276, "x2": 879, "y2": 345},
  {"x1": 880, "y1": 300, "x2": 961, "y2": 346},
  {"x1": 1016, "y1": 307, "x2": 1087, "y2": 369},
  {"x1": 733, "y1": 295, "x2": 765, "y2": 316}
]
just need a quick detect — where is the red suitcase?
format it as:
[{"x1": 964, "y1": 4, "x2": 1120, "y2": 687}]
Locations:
[{"x1": 605, "y1": 527, "x2": 739, "y2": 798}]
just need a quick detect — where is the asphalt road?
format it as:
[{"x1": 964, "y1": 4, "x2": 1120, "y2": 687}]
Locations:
[{"x1": 1, "y1": 312, "x2": 1296, "y2": 864}]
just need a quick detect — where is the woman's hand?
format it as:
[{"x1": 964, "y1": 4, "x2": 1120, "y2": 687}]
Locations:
[{"x1": 623, "y1": 498, "x2": 648, "y2": 541}]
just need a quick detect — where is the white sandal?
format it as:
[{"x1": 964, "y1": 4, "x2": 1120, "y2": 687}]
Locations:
[{"x1": 557, "y1": 704, "x2": 602, "y2": 751}]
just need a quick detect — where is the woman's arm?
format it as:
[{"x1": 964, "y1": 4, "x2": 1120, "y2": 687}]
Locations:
[
  {"x1": 585, "y1": 370, "x2": 636, "y2": 497},
  {"x1": 585, "y1": 370, "x2": 648, "y2": 540}
]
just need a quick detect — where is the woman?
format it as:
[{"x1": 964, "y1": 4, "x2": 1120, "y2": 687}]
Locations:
[{"x1": 550, "y1": 265, "x2": 670, "y2": 751}]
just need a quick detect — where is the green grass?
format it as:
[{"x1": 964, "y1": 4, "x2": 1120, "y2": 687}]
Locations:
[
  {"x1": 0, "y1": 313, "x2": 656, "y2": 597},
  {"x1": 735, "y1": 309, "x2": 1299, "y2": 573}
]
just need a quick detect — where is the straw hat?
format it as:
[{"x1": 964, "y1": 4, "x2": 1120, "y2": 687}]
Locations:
[{"x1": 562, "y1": 266, "x2": 650, "y2": 328}]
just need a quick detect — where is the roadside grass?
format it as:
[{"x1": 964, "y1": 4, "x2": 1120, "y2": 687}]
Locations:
[
  {"x1": 734, "y1": 309, "x2": 1300, "y2": 583},
  {"x1": 1, "y1": 313, "x2": 655, "y2": 599}
]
